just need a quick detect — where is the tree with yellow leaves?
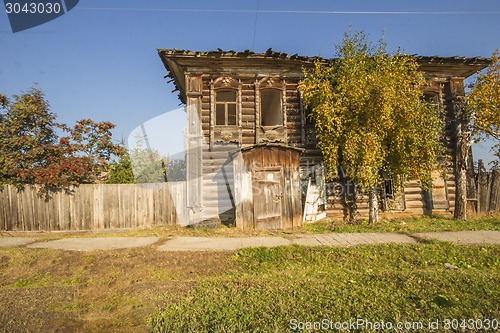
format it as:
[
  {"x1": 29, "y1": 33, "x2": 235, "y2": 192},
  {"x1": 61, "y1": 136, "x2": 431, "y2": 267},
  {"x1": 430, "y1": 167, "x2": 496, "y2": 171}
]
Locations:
[
  {"x1": 299, "y1": 31, "x2": 444, "y2": 224},
  {"x1": 454, "y1": 51, "x2": 500, "y2": 220}
]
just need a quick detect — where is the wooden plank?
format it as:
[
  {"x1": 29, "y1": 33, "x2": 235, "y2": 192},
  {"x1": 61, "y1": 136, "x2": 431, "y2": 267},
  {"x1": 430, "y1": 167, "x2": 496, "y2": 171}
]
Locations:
[
  {"x1": 8, "y1": 186, "x2": 15, "y2": 230},
  {"x1": 16, "y1": 188, "x2": 24, "y2": 230},
  {"x1": 0, "y1": 188, "x2": 5, "y2": 230},
  {"x1": 6, "y1": 186, "x2": 14, "y2": 230},
  {"x1": 477, "y1": 164, "x2": 490, "y2": 212},
  {"x1": 489, "y1": 170, "x2": 500, "y2": 212},
  {"x1": 253, "y1": 168, "x2": 283, "y2": 230},
  {"x1": 126, "y1": 184, "x2": 135, "y2": 228},
  {"x1": 61, "y1": 188, "x2": 70, "y2": 230},
  {"x1": 25, "y1": 189, "x2": 33, "y2": 231}
]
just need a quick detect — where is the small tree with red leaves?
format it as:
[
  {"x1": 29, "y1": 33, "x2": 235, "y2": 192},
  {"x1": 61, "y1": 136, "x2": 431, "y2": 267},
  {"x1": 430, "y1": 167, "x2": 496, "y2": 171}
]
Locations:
[{"x1": 0, "y1": 88, "x2": 123, "y2": 198}]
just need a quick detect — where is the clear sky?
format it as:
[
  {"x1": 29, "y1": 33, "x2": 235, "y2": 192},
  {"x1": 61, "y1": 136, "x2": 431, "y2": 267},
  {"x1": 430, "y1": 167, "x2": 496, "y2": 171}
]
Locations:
[{"x1": 1, "y1": 0, "x2": 499, "y2": 165}]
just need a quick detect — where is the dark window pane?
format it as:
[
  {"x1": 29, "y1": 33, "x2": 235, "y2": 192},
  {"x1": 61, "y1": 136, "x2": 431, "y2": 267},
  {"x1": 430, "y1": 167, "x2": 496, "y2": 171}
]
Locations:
[
  {"x1": 384, "y1": 179, "x2": 394, "y2": 198},
  {"x1": 424, "y1": 93, "x2": 439, "y2": 108},
  {"x1": 217, "y1": 90, "x2": 237, "y2": 102},
  {"x1": 227, "y1": 104, "x2": 237, "y2": 125},
  {"x1": 216, "y1": 104, "x2": 225, "y2": 125},
  {"x1": 261, "y1": 89, "x2": 282, "y2": 126},
  {"x1": 305, "y1": 107, "x2": 313, "y2": 126}
]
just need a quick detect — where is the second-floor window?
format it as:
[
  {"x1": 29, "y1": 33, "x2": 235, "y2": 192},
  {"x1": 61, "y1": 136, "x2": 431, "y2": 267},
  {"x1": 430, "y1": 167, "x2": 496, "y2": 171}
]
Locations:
[
  {"x1": 215, "y1": 90, "x2": 237, "y2": 126},
  {"x1": 260, "y1": 89, "x2": 283, "y2": 126}
]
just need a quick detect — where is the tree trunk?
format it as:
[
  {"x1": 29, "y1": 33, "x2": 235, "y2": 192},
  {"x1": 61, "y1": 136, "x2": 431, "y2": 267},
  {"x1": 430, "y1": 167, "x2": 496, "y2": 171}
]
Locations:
[
  {"x1": 368, "y1": 186, "x2": 379, "y2": 224},
  {"x1": 454, "y1": 131, "x2": 469, "y2": 220},
  {"x1": 338, "y1": 166, "x2": 357, "y2": 223},
  {"x1": 449, "y1": 78, "x2": 470, "y2": 221}
]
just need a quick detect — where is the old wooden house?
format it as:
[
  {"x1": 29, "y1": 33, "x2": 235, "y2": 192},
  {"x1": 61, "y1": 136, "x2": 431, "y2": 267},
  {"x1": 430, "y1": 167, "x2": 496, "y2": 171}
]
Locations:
[{"x1": 158, "y1": 48, "x2": 490, "y2": 229}]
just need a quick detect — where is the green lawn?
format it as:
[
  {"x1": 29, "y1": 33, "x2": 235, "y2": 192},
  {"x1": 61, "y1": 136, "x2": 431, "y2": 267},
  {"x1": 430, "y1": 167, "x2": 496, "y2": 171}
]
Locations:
[
  {"x1": 150, "y1": 242, "x2": 500, "y2": 332},
  {"x1": 1, "y1": 216, "x2": 499, "y2": 332},
  {"x1": 303, "y1": 215, "x2": 500, "y2": 234}
]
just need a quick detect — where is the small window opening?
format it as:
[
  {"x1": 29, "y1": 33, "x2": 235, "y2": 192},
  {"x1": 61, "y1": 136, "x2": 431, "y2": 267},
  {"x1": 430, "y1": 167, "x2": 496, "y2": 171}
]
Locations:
[
  {"x1": 261, "y1": 89, "x2": 282, "y2": 126},
  {"x1": 424, "y1": 93, "x2": 439, "y2": 109},
  {"x1": 305, "y1": 106, "x2": 314, "y2": 126},
  {"x1": 384, "y1": 179, "x2": 394, "y2": 199},
  {"x1": 215, "y1": 90, "x2": 237, "y2": 126}
]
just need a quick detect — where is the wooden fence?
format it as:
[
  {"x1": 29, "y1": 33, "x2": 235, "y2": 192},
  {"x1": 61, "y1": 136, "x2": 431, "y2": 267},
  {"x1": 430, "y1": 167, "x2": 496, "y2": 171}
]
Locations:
[
  {"x1": 2, "y1": 167, "x2": 497, "y2": 232},
  {"x1": 476, "y1": 168, "x2": 500, "y2": 213},
  {"x1": 0, "y1": 182, "x2": 186, "y2": 231}
]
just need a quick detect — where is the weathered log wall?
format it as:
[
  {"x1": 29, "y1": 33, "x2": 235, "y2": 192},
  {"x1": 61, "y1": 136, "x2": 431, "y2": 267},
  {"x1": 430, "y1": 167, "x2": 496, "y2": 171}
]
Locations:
[{"x1": 195, "y1": 74, "x2": 305, "y2": 225}]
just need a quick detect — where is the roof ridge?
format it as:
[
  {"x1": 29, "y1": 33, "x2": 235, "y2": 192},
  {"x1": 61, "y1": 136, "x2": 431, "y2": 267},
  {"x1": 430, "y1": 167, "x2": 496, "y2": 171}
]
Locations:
[{"x1": 157, "y1": 48, "x2": 492, "y2": 63}]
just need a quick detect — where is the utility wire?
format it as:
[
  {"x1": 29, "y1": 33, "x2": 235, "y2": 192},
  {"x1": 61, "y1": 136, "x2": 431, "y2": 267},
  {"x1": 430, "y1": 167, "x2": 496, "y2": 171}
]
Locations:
[
  {"x1": 251, "y1": 0, "x2": 260, "y2": 51},
  {"x1": 76, "y1": 8, "x2": 500, "y2": 15}
]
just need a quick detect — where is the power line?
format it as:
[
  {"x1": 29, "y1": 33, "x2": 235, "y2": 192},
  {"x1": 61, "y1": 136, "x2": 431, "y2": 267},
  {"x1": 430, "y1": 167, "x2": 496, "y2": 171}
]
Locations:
[
  {"x1": 251, "y1": 0, "x2": 260, "y2": 51},
  {"x1": 76, "y1": 8, "x2": 500, "y2": 15}
]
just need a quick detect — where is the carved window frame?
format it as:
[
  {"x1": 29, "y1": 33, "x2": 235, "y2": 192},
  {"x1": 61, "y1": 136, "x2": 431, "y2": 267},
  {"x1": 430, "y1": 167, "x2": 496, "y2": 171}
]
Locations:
[
  {"x1": 215, "y1": 90, "x2": 238, "y2": 126},
  {"x1": 298, "y1": 89, "x2": 317, "y2": 147},
  {"x1": 423, "y1": 91, "x2": 441, "y2": 109},
  {"x1": 381, "y1": 175, "x2": 406, "y2": 212},
  {"x1": 423, "y1": 79, "x2": 443, "y2": 111},
  {"x1": 210, "y1": 76, "x2": 242, "y2": 146},
  {"x1": 255, "y1": 76, "x2": 287, "y2": 143}
]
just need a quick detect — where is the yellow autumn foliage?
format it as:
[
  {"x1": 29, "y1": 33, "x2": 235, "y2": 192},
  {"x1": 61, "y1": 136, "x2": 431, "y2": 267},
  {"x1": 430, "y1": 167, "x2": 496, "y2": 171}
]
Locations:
[
  {"x1": 299, "y1": 31, "x2": 444, "y2": 190},
  {"x1": 467, "y1": 50, "x2": 500, "y2": 142}
]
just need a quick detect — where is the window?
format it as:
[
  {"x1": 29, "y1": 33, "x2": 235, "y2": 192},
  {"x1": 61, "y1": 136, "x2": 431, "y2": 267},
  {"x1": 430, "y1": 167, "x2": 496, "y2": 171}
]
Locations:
[
  {"x1": 305, "y1": 106, "x2": 314, "y2": 126},
  {"x1": 215, "y1": 90, "x2": 237, "y2": 126},
  {"x1": 260, "y1": 89, "x2": 282, "y2": 126},
  {"x1": 384, "y1": 179, "x2": 394, "y2": 199},
  {"x1": 424, "y1": 92, "x2": 439, "y2": 109}
]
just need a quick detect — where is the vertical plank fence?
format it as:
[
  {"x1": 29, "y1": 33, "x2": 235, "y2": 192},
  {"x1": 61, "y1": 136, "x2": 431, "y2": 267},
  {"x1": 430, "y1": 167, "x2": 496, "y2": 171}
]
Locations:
[
  {"x1": 0, "y1": 182, "x2": 186, "y2": 231},
  {"x1": 476, "y1": 161, "x2": 500, "y2": 214}
]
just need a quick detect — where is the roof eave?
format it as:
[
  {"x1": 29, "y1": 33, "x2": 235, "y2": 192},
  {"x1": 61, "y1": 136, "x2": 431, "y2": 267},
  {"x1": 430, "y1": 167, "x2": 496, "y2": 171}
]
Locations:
[
  {"x1": 415, "y1": 56, "x2": 493, "y2": 78},
  {"x1": 158, "y1": 49, "x2": 187, "y2": 104},
  {"x1": 158, "y1": 49, "x2": 494, "y2": 103}
]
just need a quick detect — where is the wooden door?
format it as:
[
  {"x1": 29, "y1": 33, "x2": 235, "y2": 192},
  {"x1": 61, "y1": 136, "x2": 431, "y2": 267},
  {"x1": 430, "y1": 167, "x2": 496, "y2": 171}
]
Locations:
[{"x1": 252, "y1": 167, "x2": 283, "y2": 230}]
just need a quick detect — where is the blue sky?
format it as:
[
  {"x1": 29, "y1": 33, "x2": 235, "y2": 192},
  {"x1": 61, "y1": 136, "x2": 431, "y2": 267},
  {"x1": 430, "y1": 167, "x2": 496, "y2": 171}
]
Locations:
[{"x1": 1, "y1": 0, "x2": 499, "y2": 164}]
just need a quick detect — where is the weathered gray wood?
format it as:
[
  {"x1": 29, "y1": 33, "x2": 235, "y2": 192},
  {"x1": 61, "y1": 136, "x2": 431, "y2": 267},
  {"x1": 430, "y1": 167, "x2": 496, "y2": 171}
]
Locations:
[
  {"x1": 473, "y1": 163, "x2": 500, "y2": 214},
  {"x1": 233, "y1": 145, "x2": 302, "y2": 230},
  {"x1": 253, "y1": 167, "x2": 283, "y2": 230},
  {"x1": 0, "y1": 183, "x2": 185, "y2": 231},
  {"x1": 477, "y1": 161, "x2": 490, "y2": 212},
  {"x1": 489, "y1": 170, "x2": 500, "y2": 212}
]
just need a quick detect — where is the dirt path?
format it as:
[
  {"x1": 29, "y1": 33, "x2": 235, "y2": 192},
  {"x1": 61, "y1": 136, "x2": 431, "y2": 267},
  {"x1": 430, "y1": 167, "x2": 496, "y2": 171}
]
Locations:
[{"x1": 0, "y1": 248, "x2": 234, "y2": 333}]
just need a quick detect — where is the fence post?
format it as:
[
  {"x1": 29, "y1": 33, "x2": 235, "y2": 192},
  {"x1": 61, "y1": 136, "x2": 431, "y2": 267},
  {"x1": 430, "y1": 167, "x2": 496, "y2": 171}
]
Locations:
[{"x1": 489, "y1": 170, "x2": 500, "y2": 212}]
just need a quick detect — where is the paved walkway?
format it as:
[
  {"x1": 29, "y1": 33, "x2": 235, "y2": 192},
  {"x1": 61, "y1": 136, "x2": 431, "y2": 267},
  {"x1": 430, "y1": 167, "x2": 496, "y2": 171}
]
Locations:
[
  {"x1": 27, "y1": 237, "x2": 159, "y2": 251},
  {"x1": 0, "y1": 231, "x2": 498, "y2": 251},
  {"x1": 414, "y1": 230, "x2": 500, "y2": 244}
]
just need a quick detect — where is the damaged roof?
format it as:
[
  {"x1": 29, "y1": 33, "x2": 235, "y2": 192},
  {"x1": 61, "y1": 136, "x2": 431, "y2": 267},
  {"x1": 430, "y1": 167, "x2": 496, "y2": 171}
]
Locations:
[{"x1": 158, "y1": 48, "x2": 492, "y2": 103}]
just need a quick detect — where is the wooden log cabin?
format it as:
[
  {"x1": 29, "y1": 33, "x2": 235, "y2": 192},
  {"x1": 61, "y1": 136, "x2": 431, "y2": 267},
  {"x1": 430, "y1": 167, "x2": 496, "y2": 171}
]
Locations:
[{"x1": 157, "y1": 48, "x2": 491, "y2": 229}]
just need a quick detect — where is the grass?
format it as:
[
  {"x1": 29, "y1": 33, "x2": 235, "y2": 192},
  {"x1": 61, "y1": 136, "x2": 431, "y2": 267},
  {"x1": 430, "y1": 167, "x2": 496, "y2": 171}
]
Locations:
[
  {"x1": 150, "y1": 243, "x2": 500, "y2": 332},
  {"x1": 303, "y1": 215, "x2": 500, "y2": 234},
  {"x1": 0, "y1": 217, "x2": 499, "y2": 332},
  {"x1": 0, "y1": 241, "x2": 498, "y2": 332},
  {"x1": 2, "y1": 215, "x2": 499, "y2": 240},
  {"x1": 0, "y1": 247, "x2": 234, "y2": 332}
]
